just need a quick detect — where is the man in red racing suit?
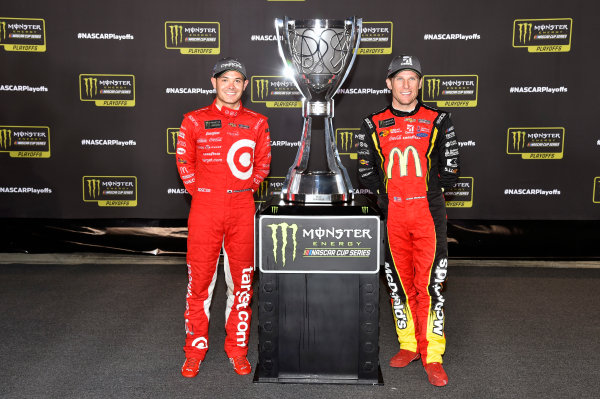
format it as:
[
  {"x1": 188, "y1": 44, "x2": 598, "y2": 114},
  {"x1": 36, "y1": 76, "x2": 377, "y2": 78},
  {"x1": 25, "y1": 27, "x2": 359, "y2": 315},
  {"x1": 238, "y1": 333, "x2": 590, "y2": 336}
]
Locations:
[
  {"x1": 176, "y1": 58, "x2": 271, "y2": 377},
  {"x1": 357, "y1": 55, "x2": 459, "y2": 386}
]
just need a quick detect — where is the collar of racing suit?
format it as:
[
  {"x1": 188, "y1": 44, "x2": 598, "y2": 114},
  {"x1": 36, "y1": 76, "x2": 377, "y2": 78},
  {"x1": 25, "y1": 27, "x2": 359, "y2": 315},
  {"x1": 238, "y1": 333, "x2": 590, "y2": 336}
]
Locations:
[
  {"x1": 389, "y1": 100, "x2": 422, "y2": 117},
  {"x1": 211, "y1": 99, "x2": 242, "y2": 118}
]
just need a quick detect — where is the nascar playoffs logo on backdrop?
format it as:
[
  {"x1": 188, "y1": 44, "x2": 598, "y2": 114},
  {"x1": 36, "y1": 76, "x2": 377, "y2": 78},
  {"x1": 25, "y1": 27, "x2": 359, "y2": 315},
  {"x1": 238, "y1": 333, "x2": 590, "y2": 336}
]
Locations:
[
  {"x1": 79, "y1": 74, "x2": 135, "y2": 107},
  {"x1": 513, "y1": 18, "x2": 572, "y2": 52},
  {"x1": 0, "y1": 126, "x2": 50, "y2": 158},
  {"x1": 0, "y1": 17, "x2": 46, "y2": 52},
  {"x1": 251, "y1": 76, "x2": 302, "y2": 108},
  {"x1": 165, "y1": 22, "x2": 220, "y2": 54},
  {"x1": 506, "y1": 127, "x2": 565, "y2": 159},
  {"x1": 83, "y1": 176, "x2": 137, "y2": 207},
  {"x1": 444, "y1": 177, "x2": 474, "y2": 208},
  {"x1": 421, "y1": 75, "x2": 478, "y2": 107},
  {"x1": 358, "y1": 22, "x2": 393, "y2": 55}
]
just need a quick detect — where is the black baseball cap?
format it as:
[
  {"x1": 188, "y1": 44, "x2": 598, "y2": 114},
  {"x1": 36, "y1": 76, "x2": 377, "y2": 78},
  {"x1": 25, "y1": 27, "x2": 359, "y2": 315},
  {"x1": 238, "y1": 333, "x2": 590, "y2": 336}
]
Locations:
[
  {"x1": 387, "y1": 55, "x2": 422, "y2": 78},
  {"x1": 212, "y1": 57, "x2": 247, "y2": 79}
]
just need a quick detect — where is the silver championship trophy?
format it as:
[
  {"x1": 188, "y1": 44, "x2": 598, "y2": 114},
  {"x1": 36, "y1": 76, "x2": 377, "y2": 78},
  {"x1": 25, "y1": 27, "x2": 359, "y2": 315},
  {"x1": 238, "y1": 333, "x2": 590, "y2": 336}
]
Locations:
[
  {"x1": 256, "y1": 17, "x2": 382, "y2": 385},
  {"x1": 275, "y1": 17, "x2": 362, "y2": 203}
]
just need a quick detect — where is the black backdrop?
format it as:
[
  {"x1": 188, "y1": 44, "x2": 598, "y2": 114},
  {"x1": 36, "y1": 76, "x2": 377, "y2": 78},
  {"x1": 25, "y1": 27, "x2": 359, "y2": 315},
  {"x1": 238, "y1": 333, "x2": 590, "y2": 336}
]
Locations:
[{"x1": 1, "y1": 0, "x2": 599, "y2": 256}]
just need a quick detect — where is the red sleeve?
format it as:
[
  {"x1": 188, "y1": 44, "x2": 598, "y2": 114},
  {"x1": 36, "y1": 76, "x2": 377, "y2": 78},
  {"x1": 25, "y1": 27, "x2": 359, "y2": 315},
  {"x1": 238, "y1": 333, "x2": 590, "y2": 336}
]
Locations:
[
  {"x1": 175, "y1": 115, "x2": 197, "y2": 196},
  {"x1": 251, "y1": 118, "x2": 271, "y2": 191}
]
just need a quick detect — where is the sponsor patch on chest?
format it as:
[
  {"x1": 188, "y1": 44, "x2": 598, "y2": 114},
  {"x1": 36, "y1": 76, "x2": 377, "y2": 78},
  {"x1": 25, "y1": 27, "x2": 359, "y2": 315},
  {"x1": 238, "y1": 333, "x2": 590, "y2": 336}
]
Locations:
[
  {"x1": 204, "y1": 120, "x2": 222, "y2": 129},
  {"x1": 378, "y1": 118, "x2": 396, "y2": 128}
]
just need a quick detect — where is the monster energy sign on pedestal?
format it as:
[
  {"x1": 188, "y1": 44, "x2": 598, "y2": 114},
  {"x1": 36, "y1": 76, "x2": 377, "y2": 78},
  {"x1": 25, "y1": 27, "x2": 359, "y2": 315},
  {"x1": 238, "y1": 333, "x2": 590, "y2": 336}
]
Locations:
[{"x1": 260, "y1": 215, "x2": 379, "y2": 273}]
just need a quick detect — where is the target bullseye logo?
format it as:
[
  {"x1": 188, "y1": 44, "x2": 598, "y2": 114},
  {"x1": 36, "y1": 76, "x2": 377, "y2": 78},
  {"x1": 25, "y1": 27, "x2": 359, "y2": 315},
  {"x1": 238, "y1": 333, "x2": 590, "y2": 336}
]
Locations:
[
  {"x1": 191, "y1": 337, "x2": 208, "y2": 350},
  {"x1": 227, "y1": 139, "x2": 255, "y2": 180}
]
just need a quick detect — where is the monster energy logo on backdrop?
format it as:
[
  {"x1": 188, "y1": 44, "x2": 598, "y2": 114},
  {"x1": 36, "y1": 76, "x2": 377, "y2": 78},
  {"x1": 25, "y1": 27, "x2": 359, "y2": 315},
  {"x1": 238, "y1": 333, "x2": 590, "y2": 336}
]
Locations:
[
  {"x1": 336, "y1": 130, "x2": 353, "y2": 152},
  {"x1": 257, "y1": 180, "x2": 269, "y2": 199},
  {"x1": 422, "y1": 75, "x2": 478, "y2": 107},
  {"x1": 0, "y1": 17, "x2": 46, "y2": 52},
  {"x1": 513, "y1": 18, "x2": 572, "y2": 53},
  {"x1": 335, "y1": 128, "x2": 360, "y2": 159},
  {"x1": 170, "y1": 130, "x2": 178, "y2": 150},
  {"x1": 83, "y1": 77, "x2": 98, "y2": 98},
  {"x1": 255, "y1": 79, "x2": 269, "y2": 100},
  {"x1": 0, "y1": 126, "x2": 50, "y2": 158},
  {"x1": 357, "y1": 21, "x2": 393, "y2": 55},
  {"x1": 362, "y1": 206, "x2": 369, "y2": 214},
  {"x1": 445, "y1": 177, "x2": 474, "y2": 208},
  {"x1": 0, "y1": 129, "x2": 11, "y2": 149},
  {"x1": 517, "y1": 23, "x2": 533, "y2": 43},
  {"x1": 82, "y1": 176, "x2": 137, "y2": 206},
  {"x1": 507, "y1": 127, "x2": 565, "y2": 159},
  {"x1": 86, "y1": 178, "x2": 101, "y2": 199},
  {"x1": 427, "y1": 78, "x2": 441, "y2": 99},
  {"x1": 169, "y1": 25, "x2": 183, "y2": 46},
  {"x1": 79, "y1": 74, "x2": 135, "y2": 107},
  {"x1": 268, "y1": 222, "x2": 298, "y2": 267},
  {"x1": 166, "y1": 128, "x2": 179, "y2": 154},
  {"x1": 271, "y1": 206, "x2": 278, "y2": 214},
  {"x1": 164, "y1": 21, "x2": 220, "y2": 54},
  {"x1": 250, "y1": 76, "x2": 301, "y2": 108},
  {"x1": 512, "y1": 130, "x2": 526, "y2": 151},
  {"x1": 0, "y1": 21, "x2": 6, "y2": 42}
]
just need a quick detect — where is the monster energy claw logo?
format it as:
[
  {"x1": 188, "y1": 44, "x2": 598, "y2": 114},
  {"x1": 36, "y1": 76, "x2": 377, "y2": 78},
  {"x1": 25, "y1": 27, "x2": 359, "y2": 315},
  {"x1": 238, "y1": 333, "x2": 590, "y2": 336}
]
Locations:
[
  {"x1": 170, "y1": 129, "x2": 179, "y2": 151},
  {"x1": 0, "y1": 21, "x2": 6, "y2": 43},
  {"x1": 268, "y1": 222, "x2": 297, "y2": 267},
  {"x1": 0, "y1": 129, "x2": 11, "y2": 149},
  {"x1": 256, "y1": 79, "x2": 268, "y2": 100},
  {"x1": 362, "y1": 206, "x2": 369, "y2": 214},
  {"x1": 84, "y1": 77, "x2": 98, "y2": 97},
  {"x1": 518, "y1": 23, "x2": 533, "y2": 43},
  {"x1": 86, "y1": 179, "x2": 101, "y2": 199},
  {"x1": 337, "y1": 130, "x2": 354, "y2": 151},
  {"x1": 512, "y1": 130, "x2": 526, "y2": 151},
  {"x1": 170, "y1": 25, "x2": 183, "y2": 46},
  {"x1": 271, "y1": 206, "x2": 278, "y2": 214},
  {"x1": 427, "y1": 78, "x2": 441, "y2": 99},
  {"x1": 257, "y1": 180, "x2": 269, "y2": 199}
]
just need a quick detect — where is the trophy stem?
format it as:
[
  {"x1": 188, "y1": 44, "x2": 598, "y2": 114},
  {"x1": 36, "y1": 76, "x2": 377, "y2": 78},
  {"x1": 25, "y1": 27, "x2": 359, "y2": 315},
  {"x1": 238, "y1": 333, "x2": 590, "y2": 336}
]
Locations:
[
  {"x1": 305, "y1": 117, "x2": 330, "y2": 173},
  {"x1": 281, "y1": 112, "x2": 353, "y2": 203}
]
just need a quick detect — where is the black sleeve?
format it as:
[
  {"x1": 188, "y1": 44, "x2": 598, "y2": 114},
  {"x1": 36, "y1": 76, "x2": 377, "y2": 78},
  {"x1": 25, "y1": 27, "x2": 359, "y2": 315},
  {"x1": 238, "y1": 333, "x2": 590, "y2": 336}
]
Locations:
[
  {"x1": 436, "y1": 113, "x2": 460, "y2": 189},
  {"x1": 356, "y1": 117, "x2": 385, "y2": 195}
]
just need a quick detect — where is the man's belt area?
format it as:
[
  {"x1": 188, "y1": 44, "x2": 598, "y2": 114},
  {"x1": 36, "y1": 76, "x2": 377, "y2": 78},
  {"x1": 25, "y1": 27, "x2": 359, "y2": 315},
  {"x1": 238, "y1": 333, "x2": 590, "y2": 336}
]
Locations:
[
  {"x1": 227, "y1": 188, "x2": 252, "y2": 193},
  {"x1": 196, "y1": 187, "x2": 252, "y2": 193}
]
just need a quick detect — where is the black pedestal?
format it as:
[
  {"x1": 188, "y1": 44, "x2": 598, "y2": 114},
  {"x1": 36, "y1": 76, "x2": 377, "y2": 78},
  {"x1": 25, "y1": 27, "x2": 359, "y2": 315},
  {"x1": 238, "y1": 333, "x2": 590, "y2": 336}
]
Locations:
[{"x1": 253, "y1": 196, "x2": 384, "y2": 385}]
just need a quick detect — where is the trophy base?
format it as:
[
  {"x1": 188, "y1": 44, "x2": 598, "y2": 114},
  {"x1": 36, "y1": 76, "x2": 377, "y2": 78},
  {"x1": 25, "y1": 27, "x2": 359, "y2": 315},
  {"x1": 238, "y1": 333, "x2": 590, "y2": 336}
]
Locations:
[
  {"x1": 254, "y1": 196, "x2": 383, "y2": 385},
  {"x1": 282, "y1": 192, "x2": 352, "y2": 203},
  {"x1": 282, "y1": 171, "x2": 353, "y2": 203}
]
